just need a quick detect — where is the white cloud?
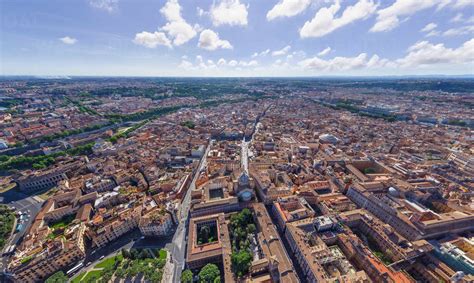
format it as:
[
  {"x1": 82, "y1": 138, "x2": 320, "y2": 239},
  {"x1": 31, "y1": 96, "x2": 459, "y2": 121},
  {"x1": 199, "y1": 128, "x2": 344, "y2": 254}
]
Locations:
[
  {"x1": 267, "y1": 0, "x2": 311, "y2": 21},
  {"x1": 299, "y1": 38, "x2": 474, "y2": 72},
  {"x1": 59, "y1": 36, "x2": 77, "y2": 45},
  {"x1": 300, "y1": 0, "x2": 377, "y2": 38},
  {"x1": 228, "y1": 60, "x2": 238, "y2": 67},
  {"x1": 178, "y1": 60, "x2": 193, "y2": 70},
  {"x1": 317, "y1": 47, "x2": 331, "y2": 56},
  {"x1": 180, "y1": 55, "x2": 258, "y2": 71},
  {"x1": 299, "y1": 53, "x2": 388, "y2": 72},
  {"x1": 452, "y1": 0, "x2": 474, "y2": 8},
  {"x1": 252, "y1": 49, "x2": 270, "y2": 58},
  {"x1": 370, "y1": 0, "x2": 449, "y2": 33},
  {"x1": 134, "y1": 0, "x2": 196, "y2": 48},
  {"x1": 197, "y1": 7, "x2": 205, "y2": 17},
  {"x1": 89, "y1": 0, "x2": 118, "y2": 13},
  {"x1": 239, "y1": 60, "x2": 258, "y2": 67},
  {"x1": 210, "y1": 0, "x2": 248, "y2": 27},
  {"x1": 442, "y1": 25, "x2": 474, "y2": 36},
  {"x1": 272, "y1": 45, "x2": 291, "y2": 56},
  {"x1": 397, "y1": 38, "x2": 474, "y2": 67},
  {"x1": 133, "y1": 31, "x2": 171, "y2": 48},
  {"x1": 198, "y1": 29, "x2": 233, "y2": 50},
  {"x1": 426, "y1": 30, "x2": 440, "y2": 37},
  {"x1": 421, "y1": 22, "x2": 437, "y2": 33},
  {"x1": 160, "y1": 0, "x2": 197, "y2": 46},
  {"x1": 451, "y1": 13, "x2": 464, "y2": 22}
]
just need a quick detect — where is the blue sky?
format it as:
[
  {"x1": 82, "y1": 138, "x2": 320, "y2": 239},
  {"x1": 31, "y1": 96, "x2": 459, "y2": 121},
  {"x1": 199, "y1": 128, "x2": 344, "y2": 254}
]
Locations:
[{"x1": 1, "y1": 0, "x2": 473, "y2": 76}]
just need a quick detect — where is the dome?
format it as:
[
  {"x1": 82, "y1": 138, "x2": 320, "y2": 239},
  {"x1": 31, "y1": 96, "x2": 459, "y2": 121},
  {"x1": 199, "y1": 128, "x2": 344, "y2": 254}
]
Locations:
[
  {"x1": 388, "y1": 187, "x2": 399, "y2": 197},
  {"x1": 319, "y1": 134, "x2": 339, "y2": 144},
  {"x1": 238, "y1": 172, "x2": 250, "y2": 186},
  {"x1": 239, "y1": 191, "x2": 253, "y2": 202}
]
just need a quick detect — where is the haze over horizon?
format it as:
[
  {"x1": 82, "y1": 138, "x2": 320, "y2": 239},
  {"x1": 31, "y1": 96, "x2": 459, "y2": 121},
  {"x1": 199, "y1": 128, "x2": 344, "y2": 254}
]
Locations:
[{"x1": 2, "y1": 0, "x2": 474, "y2": 77}]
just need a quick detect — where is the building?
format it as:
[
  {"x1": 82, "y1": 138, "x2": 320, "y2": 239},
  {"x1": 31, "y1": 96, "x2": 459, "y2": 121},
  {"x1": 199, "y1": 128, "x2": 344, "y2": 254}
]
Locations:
[
  {"x1": 251, "y1": 203, "x2": 299, "y2": 283},
  {"x1": 272, "y1": 195, "x2": 315, "y2": 231},
  {"x1": 86, "y1": 205, "x2": 142, "y2": 248},
  {"x1": 17, "y1": 170, "x2": 68, "y2": 192},
  {"x1": 186, "y1": 213, "x2": 230, "y2": 269},
  {"x1": 9, "y1": 223, "x2": 87, "y2": 283},
  {"x1": 190, "y1": 176, "x2": 240, "y2": 217},
  {"x1": 139, "y1": 208, "x2": 174, "y2": 237},
  {"x1": 285, "y1": 218, "x2": 371, "y2": 283}
]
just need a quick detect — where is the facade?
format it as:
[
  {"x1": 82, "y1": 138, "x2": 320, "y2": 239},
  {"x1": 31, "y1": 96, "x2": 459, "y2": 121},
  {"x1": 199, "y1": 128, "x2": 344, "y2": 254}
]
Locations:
[
  {"x1": 139, "y1": 209, "x2": 174, "y2": 237},
  {"x1": 86, "y1": 206, "x2": 142, "y2": 248},
  {"x1": 17, "y1": 170, "x2": 68, "y2": 192},
  {"x1": 9, "y1": 223, "x2": 87, "y2": 283},
  {"x1": 272, "y1": 195, "x2": 315, "y2": 231}
]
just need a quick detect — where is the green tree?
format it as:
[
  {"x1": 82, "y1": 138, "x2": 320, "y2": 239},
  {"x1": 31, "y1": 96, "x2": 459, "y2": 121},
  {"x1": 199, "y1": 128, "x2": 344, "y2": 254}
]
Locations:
[
  {"x1": 45, "y1": 271, "x2": 68, "y2": 283},
  {"x1": 181, "y1": 269, "x2": 193, "y2": 283},
  {"x1": 121, "y1": 248, "x2": 131, "y2": 259},
  {"x1": 200, "y1": 225, "x2": 211, "y2": 243},
  {"x1": 231, "y1": 250, "x2": 252, "y2": 277},
  {"x1": 247, "y1": 223, "x2": 256, "y2": 234},
  {"x1": 198, "y1": 263, "x2": 220, "y2": 283}
]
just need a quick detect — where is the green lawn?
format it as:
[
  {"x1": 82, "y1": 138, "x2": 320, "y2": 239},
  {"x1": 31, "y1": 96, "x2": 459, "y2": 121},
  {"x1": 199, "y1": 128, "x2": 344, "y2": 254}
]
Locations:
[
  {"x1": 71, "y1": 271, "x2": 86, "y2": 283},
  {"x1": 95, "y1": 253, "x2": 123, "y2": 269},
  {"x1": 49, "y1": 214, "x2": 75, "y2": 230},
  {"x1": 81, "y1": 270, "x2": 102, "y2": 282}
]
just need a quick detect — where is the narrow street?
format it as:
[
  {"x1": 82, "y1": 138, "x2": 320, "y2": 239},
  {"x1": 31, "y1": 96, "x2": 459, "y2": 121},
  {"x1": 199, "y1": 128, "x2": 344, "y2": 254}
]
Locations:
[{"x1": 166, "y1": 141, "x2": 212, "y2": 283}]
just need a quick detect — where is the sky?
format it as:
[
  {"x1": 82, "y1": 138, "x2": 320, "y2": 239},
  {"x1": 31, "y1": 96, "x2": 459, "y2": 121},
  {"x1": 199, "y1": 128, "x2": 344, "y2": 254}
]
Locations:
[{"x1": 1, "y1": 0, "x2": 474, "y2": 77}]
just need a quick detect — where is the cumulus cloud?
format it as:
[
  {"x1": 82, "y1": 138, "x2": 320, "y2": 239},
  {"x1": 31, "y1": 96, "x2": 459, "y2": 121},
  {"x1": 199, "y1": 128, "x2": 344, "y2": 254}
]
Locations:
[
  {"x1": 210, "y1": 0, "x2": 248, "y2": 26},
  {"x1": 371, "y1": 0, "x2": 447, "y2": 33},
  {"x1": 421, "y1": 23, "x2": 437, "y2": 33},
  {"x1": 442, "y1": 25, "x2": 474, "y2": 36},
  {"x1": 300, "y1": 0, "x2": 377, "y2": 38},
  {"x1": 134, "y1": 0, "x2": 197, "y2": 48},
  {"x1": 452, "y1": 0, "x2": 474, "y2": 8},
  {"x1": 272, "y1": 45, "x2": 291, "y2": 56},
  {"x1": 252, "y1": 49, "x2": 270, "y2": 58},
  {"x1": 267, "y1": 0, "x2": 311, "y2": 21},
  {"x1": 239, "y1": 60, "x2": 258, "y2": 67},
  {"x1": 317, "y1": 47, "x2": 332, "y2": 56},
  {"x1": 451, "y1": 13, "x2": 464, "y2": 22},
  {"x1": 298, "y1": 38, "x2": 474, "y2": 73},
  {"x1": 133, "y1": 31, "x2": 172, "y2": 48},
  {"x1": 89, "y1": 0, "x2": 118, "y2": 13},
  {"x1": 197, "y1": 7, "x2": 205, "y2": 17},
  {"x1": 160, "y1": 0, "x2": 197, "y2": 46},
  {"x1": 198, "y1": 29, "x2": 233, "y2": 50},
  {"x1": 397, "y1": 38, "x2": 474, "y2": 67},
  {"x1": 299, "y1": 53, "x2": 379, "y2": 71},
  {"x1": 179, "y1": 55, "x2": 258, "y2": 71},
  {"x1": 59, "y1": 36, "x2": 77, "y2": 45},
  {"x1": 178, "y1": 60, "x2": 193, "y2": 69}
]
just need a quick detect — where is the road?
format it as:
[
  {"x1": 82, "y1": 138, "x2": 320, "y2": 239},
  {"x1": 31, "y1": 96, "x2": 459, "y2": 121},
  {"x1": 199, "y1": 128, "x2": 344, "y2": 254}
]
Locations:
[
  {"x1": 241, "y1": 139, "x2": 249, "y2": 173},
  {"x1": 167, "y1": 141, "x2": 212, "y2": 283},
  {"x1": 0, "y1": 189, "x2": 44, "y2": 273}
]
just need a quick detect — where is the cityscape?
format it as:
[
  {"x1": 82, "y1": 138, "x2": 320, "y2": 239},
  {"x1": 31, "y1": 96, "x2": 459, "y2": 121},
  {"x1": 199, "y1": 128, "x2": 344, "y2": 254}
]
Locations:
[
  {"x1": 0, "y1": 77, "x2": 472, "y2": 283},
  {"x1": 1, "y1": 0, "x2": 474, "y2": 283}
]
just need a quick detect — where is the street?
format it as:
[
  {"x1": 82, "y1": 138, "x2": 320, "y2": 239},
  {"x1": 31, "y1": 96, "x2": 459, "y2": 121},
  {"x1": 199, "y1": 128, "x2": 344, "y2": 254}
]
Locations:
[
  {"x1": 0, "y1": 188, "x2": 44, "y2": 273},
  {"x1": 166, "y1": 141, "x2": 211, "y2": 283}
]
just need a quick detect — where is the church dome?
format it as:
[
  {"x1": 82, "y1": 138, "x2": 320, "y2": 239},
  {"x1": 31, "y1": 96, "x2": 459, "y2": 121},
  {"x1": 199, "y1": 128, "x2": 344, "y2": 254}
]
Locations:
[{"x1": 238, "y1": 172, "x2": 250, "y2": 186}]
